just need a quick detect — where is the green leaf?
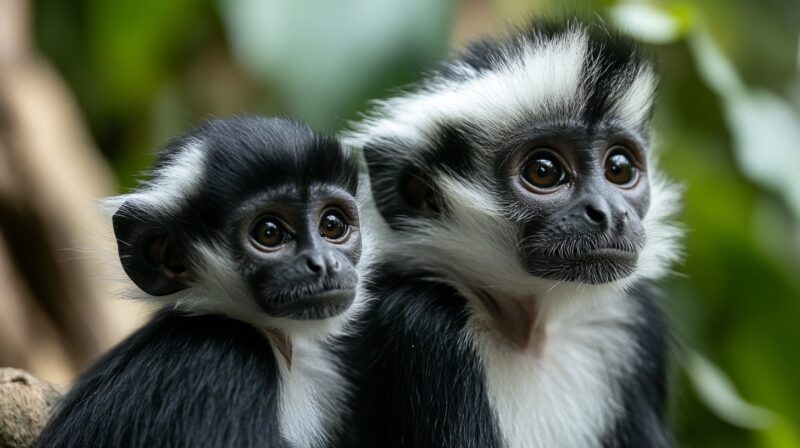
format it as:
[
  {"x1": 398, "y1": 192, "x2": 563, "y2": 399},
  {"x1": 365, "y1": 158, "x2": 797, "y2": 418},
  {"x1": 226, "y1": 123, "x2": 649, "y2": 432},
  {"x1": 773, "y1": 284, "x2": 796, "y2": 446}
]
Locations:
[{"x1": 684, "y1": 350, "x2": 777, "y2": 429}]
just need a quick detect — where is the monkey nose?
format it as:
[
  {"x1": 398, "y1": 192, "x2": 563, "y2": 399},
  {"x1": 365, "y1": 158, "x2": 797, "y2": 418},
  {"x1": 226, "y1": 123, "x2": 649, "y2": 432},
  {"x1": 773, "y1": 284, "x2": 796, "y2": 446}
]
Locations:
[
  {"x1": 303, "y1": 254, "x2": 326, "y2": 275},
  {"x1": 584, "y1": 203, "x2": 607, "y2": 225},
  {"x1": 577, "y1": 198, "x2": 612, "y2": 230}
]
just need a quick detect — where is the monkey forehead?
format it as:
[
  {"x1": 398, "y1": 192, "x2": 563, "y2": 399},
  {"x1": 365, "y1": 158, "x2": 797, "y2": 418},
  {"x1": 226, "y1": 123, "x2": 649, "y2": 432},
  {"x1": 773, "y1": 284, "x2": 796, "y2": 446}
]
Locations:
[
  {"x1": 348, "y1": 22, "x2": 656, "y2": 164},
  {"x1": 156, "y1": 116, "x2": 359, "y2": 198}
]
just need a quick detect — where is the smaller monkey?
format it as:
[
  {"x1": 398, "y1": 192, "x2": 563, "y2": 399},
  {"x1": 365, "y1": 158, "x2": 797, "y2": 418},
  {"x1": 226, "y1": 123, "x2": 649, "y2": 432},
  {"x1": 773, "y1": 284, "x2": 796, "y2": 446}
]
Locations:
[{"x1": 37, "y1": 117, "x2": 364, "y2": 448}]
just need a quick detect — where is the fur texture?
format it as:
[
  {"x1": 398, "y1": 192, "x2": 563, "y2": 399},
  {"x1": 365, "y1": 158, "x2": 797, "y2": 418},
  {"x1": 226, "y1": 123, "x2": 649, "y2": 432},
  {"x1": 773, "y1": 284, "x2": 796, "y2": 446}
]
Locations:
[
  {"x1": 39, "y1": 117, "x2": 367, "y2": 448},
  {"x1": 37, "y1": 311, "x2": 288, "y2": 448},
  {"x1": 340, "y1": 21, "x2": 681, "y2": 448}
]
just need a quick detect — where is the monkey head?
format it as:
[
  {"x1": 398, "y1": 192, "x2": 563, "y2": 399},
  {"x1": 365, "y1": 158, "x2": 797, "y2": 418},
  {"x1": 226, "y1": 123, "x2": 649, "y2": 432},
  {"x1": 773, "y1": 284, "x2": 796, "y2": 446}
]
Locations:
[
  {"x1": 110, "y1": 117, "x2": 363, "y2": 332},
  {"x1": 350, "y1": 22, "x2": 682, "y2": 305}
]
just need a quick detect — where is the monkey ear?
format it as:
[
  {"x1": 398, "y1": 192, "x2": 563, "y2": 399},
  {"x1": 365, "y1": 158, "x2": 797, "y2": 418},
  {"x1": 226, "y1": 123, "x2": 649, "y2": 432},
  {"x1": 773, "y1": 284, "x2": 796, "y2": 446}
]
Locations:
[
  {"x1": 363, "y1": 140, "x2": 443, "y2": 226},
  {"x1": 400, "y1": 168, "x2": 441, "y2": 216},
  {"x1": 112, "y1": 200, "x2": 189, "y2": 296}
]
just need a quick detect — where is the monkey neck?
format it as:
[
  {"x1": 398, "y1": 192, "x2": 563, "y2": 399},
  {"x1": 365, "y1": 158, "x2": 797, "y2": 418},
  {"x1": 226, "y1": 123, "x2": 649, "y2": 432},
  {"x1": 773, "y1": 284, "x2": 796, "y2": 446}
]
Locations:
[
  {"x1": 476, "y1": 291, "x2": 546, "y2": 355},
  {"x1": 262, "y1": 327, "x2": 293, "y2": 369}
]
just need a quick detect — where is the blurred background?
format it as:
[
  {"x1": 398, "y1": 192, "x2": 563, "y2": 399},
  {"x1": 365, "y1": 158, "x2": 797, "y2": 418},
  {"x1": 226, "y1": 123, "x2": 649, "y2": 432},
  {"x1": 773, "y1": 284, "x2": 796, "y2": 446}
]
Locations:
[{"x1": 0, "y1": 0, "x2": 798, "y2": 446}]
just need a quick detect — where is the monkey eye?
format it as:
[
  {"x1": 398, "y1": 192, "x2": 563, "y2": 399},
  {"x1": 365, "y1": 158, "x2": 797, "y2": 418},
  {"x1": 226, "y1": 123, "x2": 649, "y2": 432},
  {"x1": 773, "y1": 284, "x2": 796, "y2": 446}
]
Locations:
[
  {"x1": 521, "y1": 153, "x2": 566, "y2": 190},
  {"x1": 605, "y1": 147, "x2": 638, "y2": 186},
  {"x1": 319, "y1": 209, "x2": 349, "y2": 242},
  {"x1": 250, "y1": 217, "x2": 291, "y2": 249}
]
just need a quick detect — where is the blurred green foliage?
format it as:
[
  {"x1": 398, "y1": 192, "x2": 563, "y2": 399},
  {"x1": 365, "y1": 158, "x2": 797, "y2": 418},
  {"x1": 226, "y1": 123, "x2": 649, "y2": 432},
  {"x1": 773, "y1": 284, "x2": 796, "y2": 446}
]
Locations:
[{"x1": 32, "y1": 0, "x2": 800, "y2": 446}]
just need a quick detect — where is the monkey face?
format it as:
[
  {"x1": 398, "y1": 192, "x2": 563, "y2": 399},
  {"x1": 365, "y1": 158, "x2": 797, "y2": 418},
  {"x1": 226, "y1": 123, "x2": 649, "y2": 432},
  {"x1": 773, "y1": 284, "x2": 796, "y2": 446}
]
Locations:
[
  {"x1": 357, "y1": 24, "x2": 681, "y2": 299},
  {"x1": 500, "y1": 124, "x2": 651, "y2": 284},
  {"x1": 232, "y1": 186, "x2": 362, "y2": 320},
  {"x1": 367, "y1": 122, "x2": 652, "y2": 287}
]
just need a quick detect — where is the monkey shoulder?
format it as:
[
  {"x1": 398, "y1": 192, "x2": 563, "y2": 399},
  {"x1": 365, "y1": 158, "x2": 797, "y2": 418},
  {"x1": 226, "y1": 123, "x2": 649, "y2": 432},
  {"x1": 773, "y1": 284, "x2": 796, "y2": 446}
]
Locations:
[
  {"x1": 37, "y1": 310, "x2": 287, "y2": 448},
  {"x1": 602, "y1": 284, "x2": 672, "y2": 448},
  {"x1": 341, "y1": 266, "x2": 503, "y2": 448}
]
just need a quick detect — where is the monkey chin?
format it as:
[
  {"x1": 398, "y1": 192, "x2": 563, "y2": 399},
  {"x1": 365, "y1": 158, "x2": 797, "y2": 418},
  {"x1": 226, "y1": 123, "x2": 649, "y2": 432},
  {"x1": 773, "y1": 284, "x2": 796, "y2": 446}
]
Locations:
[
  {"x1": 257, "y1": 289, "x2": 356, "y2": 320},
  {"x1": 528, "y1": 249, "x2": 639, "y2": 285}
]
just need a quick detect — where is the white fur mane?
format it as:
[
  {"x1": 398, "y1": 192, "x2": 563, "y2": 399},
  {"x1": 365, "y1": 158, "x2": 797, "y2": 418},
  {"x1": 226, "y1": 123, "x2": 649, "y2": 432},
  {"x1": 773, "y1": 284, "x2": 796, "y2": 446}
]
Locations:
[
  {"x1": 101, "y1": 137, "x2": 377, "y2": 448},
  {"x1": 346, "y1": 23, "x2": 682, "y2": 448}
]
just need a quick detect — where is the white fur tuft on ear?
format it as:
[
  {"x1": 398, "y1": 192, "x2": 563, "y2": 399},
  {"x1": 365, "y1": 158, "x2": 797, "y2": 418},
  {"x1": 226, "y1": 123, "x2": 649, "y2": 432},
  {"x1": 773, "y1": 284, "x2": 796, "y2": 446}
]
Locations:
[{"x1": 98, "y1": 138, "x2": 208, "y2": 219}]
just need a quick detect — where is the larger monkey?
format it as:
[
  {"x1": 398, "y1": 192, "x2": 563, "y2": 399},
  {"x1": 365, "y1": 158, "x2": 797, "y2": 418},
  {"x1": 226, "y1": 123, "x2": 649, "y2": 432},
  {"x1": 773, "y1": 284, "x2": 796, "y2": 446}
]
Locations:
[{"x1": 341, "y1": 21, "x2": 682, "y2": 448}]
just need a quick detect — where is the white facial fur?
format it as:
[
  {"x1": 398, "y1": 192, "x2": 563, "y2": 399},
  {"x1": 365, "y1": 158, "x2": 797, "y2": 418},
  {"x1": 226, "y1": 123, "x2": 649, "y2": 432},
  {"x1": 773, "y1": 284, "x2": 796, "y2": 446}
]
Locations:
[
  {"x1": 103, "y1": 136, "x2": 375, "y2": 448},
  {"x1": 347, "y1": 23, "x2": 682, "y2": 448},
  {"x1": 346, "y1": 23, "x2": 681, "y2": 312},
  {"x1": 101, "y1": 139, "x2": 207, "y2": 220}
]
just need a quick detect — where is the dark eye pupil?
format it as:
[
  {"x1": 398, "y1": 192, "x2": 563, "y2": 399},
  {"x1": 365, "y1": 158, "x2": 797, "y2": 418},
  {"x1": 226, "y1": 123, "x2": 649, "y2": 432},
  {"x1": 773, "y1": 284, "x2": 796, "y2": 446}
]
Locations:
[
  {"x1": 605, "y1": 152, "x2": 635, "y2": 185},
  {"x1": 537, "y1": 165, "x2": 548, "y2": 178},
  {"x1": 320, "y1": 212, "x2": 347, "y2": 240},
  {"x1": 252, "y1": 220, "x2": 285, "y2": 247},
  {"x1": 523, "y1": 157, "x2": 563, "y2": 189}
]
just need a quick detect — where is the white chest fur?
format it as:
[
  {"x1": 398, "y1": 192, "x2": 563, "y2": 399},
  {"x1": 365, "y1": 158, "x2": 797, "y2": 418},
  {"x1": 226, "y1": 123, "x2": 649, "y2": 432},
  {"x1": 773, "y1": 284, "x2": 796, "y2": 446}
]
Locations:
[
  {"x1": 471, "y1": 299, "x2": 639, "y2": 448},
  {"x1": 277, "y1": 337, "x2": 346, "y2": 448}
]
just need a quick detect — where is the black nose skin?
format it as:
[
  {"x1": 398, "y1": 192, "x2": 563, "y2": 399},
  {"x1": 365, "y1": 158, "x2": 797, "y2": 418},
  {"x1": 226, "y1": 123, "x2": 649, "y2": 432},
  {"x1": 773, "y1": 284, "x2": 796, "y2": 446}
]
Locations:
[
  {"x1": 585, "y1": 203, "x2": 607, "y2": 224},
  {"x1": 303, "y1": 253, "x2": 326, "y2": 275},
  {"x1": 300, "y1": 250, "x2": 345, "y2": 276},
  {"x1": 576, "y1": 197, "x2": 612, "y2": 231}
]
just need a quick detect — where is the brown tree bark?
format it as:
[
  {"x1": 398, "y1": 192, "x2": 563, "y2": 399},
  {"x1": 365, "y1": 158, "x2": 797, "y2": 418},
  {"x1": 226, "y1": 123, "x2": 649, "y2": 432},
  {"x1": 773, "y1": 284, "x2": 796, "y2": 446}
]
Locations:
[
  {"x1": 0, "y1": 368, "x2": 62, "y2": 448},
  {"x1": 0, "y1": 0, "x2": 146, "y2": 386}
]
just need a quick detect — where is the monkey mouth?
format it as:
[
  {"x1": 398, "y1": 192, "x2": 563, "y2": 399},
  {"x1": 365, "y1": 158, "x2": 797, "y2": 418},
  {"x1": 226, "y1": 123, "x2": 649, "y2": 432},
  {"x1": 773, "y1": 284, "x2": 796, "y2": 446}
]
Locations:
[
  {"x1": 291, "y1": 288, "x2": 355, "y2": 307},
  {"x1": 570, "y1": 247, "x2": 638, "y2": 270},
  {"x1": 527, "y1": 251, "x2": 638, "y2": 284},
  {"x1": 527, "y1": 259, "x2": 636, "y2": 284},
  {"x1": 581, "y1": 247, "x2": 639, "y2": 260},
  {"x1": 524, "y1": 236, "x2": 642, "y2": 284},
  {"x1": 256, "y1": 282, "x2": 357, "y2": 320}
]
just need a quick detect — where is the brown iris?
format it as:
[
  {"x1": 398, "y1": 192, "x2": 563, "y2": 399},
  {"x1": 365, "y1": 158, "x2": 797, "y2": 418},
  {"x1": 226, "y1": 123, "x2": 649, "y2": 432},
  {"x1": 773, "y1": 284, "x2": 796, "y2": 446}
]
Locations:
[
  {"x1": 320, "y1": 210, "x2": 348, "y2": 241},
  {"x1": 522, "y1": 154, "x2": 565, "y2": 190},
  {"x1": 251, "y1": 218, "x2": 289, "y2": 248},
  {"x1": 605, "y1": 148, "x2": 638, "y2": 186}
]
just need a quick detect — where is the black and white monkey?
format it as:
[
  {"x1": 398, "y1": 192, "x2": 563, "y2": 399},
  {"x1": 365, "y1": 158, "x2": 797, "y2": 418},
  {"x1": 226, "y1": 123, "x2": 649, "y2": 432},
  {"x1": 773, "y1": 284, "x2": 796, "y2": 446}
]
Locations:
[
  {"x1": 37, "y1": 117, "x2": 366, "y2": 448},
  {"x1": 340, "y1": 21, "x2": 682, "y2": 447}
]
